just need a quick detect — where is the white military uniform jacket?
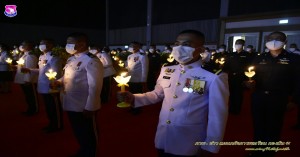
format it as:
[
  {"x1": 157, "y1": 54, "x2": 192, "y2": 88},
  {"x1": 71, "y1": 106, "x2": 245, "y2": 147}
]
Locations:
[
  {"x1": 96, "y1": 52, "x2": 116, "y2": 77},
  {"x1": 0, "y1": 51, "x2": 9, "y2": 71},
  {"x1": 30, "y1": 52, "x2": 62, "y2": 93},
  {"x1": 59, "y1": 52, "x2": 103, "y2": 112},
  {"x1": 14, "y1": 51, "x2": 38, "y2": 84},
  {"x1": 134, "y1": 60, "x2": 229, "y2": 155},
  {"x1": 126, "y1": 52, "x2": 149, "y2": 82}
]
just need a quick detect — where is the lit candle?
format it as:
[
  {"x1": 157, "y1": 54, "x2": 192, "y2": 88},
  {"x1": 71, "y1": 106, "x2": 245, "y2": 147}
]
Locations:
[
  {"x1": 114, "y1": 56, "x2": 119, "y2": 61},
  {"x1": 118, "y1": 60, "x2": 124, "y2": 67},
  {"x1": 219, "y1": 58, "x2": 225, "y2": 65},
  {"x1": 45, "y1": 69, "x2": 57, "y2": 81},
  {"x1": 167, "y1": 54, "x2": 174, "y2": 63},
  {"x1": 5, "y1": 58, "x2": 12, "y2": 64},
  {"x1": 16, "y1": 58, "x2": 25, "y2": 66},
  {"x1": 113, "y1": 72, "x2": 132, "y2": 108},
  {"x1": 245, "y1": 66, "x2": 256, "y2": 81}
]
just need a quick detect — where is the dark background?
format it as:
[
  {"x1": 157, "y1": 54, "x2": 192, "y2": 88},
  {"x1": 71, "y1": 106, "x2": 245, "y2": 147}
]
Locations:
[{"x1": 1, "y1": 0, "x2": 299, "y2": 30}]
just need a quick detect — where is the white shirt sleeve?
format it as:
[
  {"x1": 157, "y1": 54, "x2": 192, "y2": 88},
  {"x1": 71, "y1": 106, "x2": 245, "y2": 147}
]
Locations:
[
  {"x1": 141, "y1": 55, "x2": 149, "y2": 82},
  {"x1": 85, "y1": 58, "x2": 104, "y2": 111},
  {"x1": 202, "y1": 72, "x2": 229, "y2": 153}
]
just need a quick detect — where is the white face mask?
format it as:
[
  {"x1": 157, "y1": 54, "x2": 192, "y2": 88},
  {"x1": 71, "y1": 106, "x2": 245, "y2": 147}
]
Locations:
[
  {"x1": 235, "y1": 44, "x2": 243, "y2": 50},
  {"x1": 19, "y1": 46, "x2": 25, "y2": 52},
  {"x1": 246, "y1": 48, "x2": 251, "y2": 52},
  {"x1": 128, "y1": 47, "x2": 134, "y2": 53},
  {"x1": 171, "y1": 45, "x2": 195, "y2": 64},
  {"x1": 149, "y1": 48, "x2": 154, "y2": 53},
  {"x1": 65, "y1": 44, "x2": 77, "y2": 55},
  {"x1": 219, "y1": 48, "x2": 224, "y2": 52},
  {"x1": 89, "y1": 49, "x2": 98, "y2": 54},
  {"x1": 39, "y1": 44, "x2": 47, "y2": 52},
  {"x1": 265, "y1": 40, "x2": 284, "y2": 51},
  {"x1": 289, "y1": 48, "x2": 296, "y2": 52}
]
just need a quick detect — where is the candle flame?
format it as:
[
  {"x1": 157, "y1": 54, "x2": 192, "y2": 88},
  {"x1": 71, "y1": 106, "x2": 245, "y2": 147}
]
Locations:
[
  {"x1": 16, "y1": 58, "x2": 25, "y2": 65},
  {"x1": 45, "y1": 69, "x2": 57, "y2": 80},
  {"x1": 5, "y1": 58, "x2": 12, "y2": 64},
  {"x1": 114, "y1": 72, "x2": 131, "y2": 86},
  {"x1": 245, "y1": 66, "x2": 255, "y2": 78},
  {"x1": 167, "y1": 54, "x2": 174, "y2": 62}
]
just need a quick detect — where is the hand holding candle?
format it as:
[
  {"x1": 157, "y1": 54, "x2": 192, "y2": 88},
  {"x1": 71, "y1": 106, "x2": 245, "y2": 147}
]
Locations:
[
  {"x1": 245, "y1": 66, "x2": 255, "y2": 81},
  {"x1": 114, "y1": 72, "x2": 131, "y2": 107}
]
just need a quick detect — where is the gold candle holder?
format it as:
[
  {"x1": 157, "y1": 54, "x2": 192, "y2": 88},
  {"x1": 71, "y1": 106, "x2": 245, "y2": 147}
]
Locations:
[{"x1": 114, "y1": 72, "x2": 131, "y2": 108}]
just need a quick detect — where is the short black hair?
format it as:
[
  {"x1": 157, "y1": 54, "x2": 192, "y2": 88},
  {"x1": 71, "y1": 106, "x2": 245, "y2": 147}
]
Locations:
[
  {"x1": 247, "y1": 45, "x2": 254, "y2": 48},
  {"x1": 235, "y1": 39, "x2": 245, "y2": 45},
  {"x1": 40, "y1": 38, "x2": 55, "y2": 46},
  {"x1": 269, "y1": 31, "x2": 287, "y2": 41},
  {"x1": 178, "y1": 29, "x2": 205, "y2": 43},
  {"x1": 220, "y1": 44, "x2": 227, "y2": 48},
  {"x1": 67, "y1": 32, "x2": 88, "y2": 43}
]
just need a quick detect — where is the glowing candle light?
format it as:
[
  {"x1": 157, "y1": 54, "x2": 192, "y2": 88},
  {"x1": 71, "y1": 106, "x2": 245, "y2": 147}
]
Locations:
[
  {"x1": 167, "y1": 54, "x2": 174, "y2": 63},
  {"x1": 5, "y1": 58, "x2": 12, "y2": 64},
  {"x1": 113, "y1": 72, "x2": 131, "y2": 108},
  {"x1": 118, "y1": 60, "x2": 124, "y2": 67},
  {"x1": 16, "y1": 58, "x2": 25, "y2": 66},
  {"x1": 219, "y1": 58, "x2": 225, "y2": 65},
  {"x1": 45, "y1": 69, "x2": 57, "y2": 81},
  {"x1": 245, "y1": 66, "x2": 256, "y2": 81}
]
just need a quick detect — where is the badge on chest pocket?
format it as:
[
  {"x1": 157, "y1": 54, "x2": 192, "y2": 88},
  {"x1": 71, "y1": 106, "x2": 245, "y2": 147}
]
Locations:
[{"x1": 183, "y1": 78, "x2": 206, "y2": 95}]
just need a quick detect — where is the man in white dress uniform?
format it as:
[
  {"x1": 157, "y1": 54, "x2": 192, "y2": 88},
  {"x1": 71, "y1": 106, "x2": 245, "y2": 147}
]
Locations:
[{"x1": 119, "y1": 30, "x2": 229, "y2": 157}]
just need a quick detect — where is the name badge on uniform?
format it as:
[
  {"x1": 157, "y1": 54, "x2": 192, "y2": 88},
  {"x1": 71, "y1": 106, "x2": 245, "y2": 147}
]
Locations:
[
  {"x1": 76, "y1": 62, "x2": 82, "y2": 70},
  {"x1": 278, "y1": 58, "x2": 289, "y2": 64},
  {"x1": 163, "y1": 76, "x2": 171, "y2": 79}
]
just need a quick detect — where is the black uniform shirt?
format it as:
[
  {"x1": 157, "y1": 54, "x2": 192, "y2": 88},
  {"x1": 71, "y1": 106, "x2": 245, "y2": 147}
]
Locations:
[{"x1": 252, "y1": 50, "x2": 300, "y2": 95}]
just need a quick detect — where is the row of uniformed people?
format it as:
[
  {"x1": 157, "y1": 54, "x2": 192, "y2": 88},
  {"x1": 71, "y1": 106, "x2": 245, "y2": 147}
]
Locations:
[{"x1": 5, "y1": 30, "x2": 300, "y2": 157}]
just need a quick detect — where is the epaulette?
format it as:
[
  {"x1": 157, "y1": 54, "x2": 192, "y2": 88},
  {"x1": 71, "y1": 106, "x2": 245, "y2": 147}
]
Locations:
[
  {"x1": 86, "y1": 52, "x2": 96, "y2": 58},
  {"x1": 214, "y1": 69, "x2": 223, "y2": 75}
]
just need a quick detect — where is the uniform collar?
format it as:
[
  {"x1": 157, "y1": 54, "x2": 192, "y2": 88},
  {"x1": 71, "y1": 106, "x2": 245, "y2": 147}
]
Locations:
[
  {"x1": 74, "y1": 51, "x2": 87, "y2": 58},
  {"x1": 179, "y1": 59, "x2": 202, "y2": 70},
  {"x1": 45, "y1": 51, "x2": 52, "y2": 56}
]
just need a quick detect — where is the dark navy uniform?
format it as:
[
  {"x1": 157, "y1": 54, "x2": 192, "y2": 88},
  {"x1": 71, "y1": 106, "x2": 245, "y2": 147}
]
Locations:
[
  {"x1": 250, "y1": 50, "x2": 300, "y2": 156},
  {"x1": 223, "y1": 50, "x2": 250, "y2": 114}
]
